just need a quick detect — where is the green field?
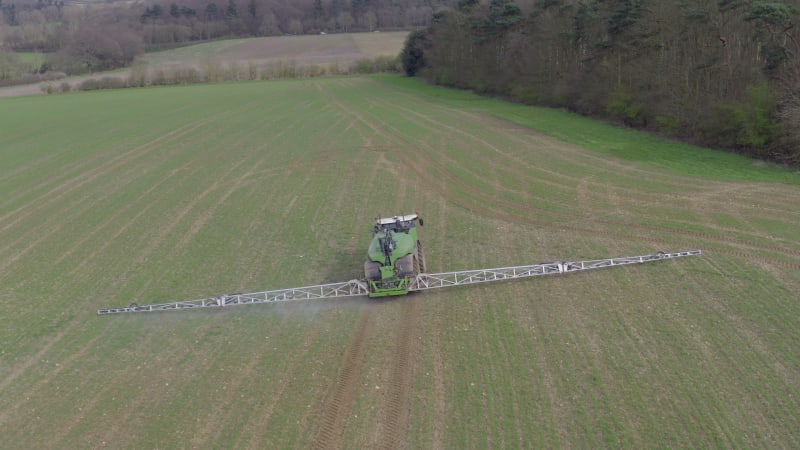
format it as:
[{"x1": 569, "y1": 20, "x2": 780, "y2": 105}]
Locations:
[
  {"x1": 15, "y1": 52, "x2": 46, "y2": 65},
  {"x1": 1, "y1": 75, "x2": 799, "y2": 448},
  {"x1": 138, "y1": 32, "x2": 409, "y2": 68}
]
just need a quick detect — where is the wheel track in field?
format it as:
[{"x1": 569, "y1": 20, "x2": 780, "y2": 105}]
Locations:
[
  {"x1": 577, "y1": 226, "x2": 800, "y2": 270},
  {"x1": 235, "y1": 315, "x2": 323, "y2": 449},
  {"x1": 312, "y1": 310, "x2": 373, "y2": 450},
  {"x1": 371, "y1": 95, "x2": 693, "y2": 193},
  {"x1": 46, "y1": 321, "x2": 181, "y2": 446},
  {"x1": 327, "y1": 81, "x2": 799, "y2": 270},
  {"x1": 0, "y1": 327, "x2": 69, "y2": 397},
  {"x1": 378, "y1": 299, "x2": 420, "y2": 450},
  {"x1": 0, "y1": 151, "x2": 92, "y2": 211},
  {"x1": 0, "y1": 119, "x2": 216, "y2": 276},
  {"x1": 365, "y1": 106, "x2": 800, "y2": 267},
  {"x1": 51, "y1": 163, "x2": 192, "y2": 268},
  {"x1": 0, "y1": 132, "x2": 150, "y2": 214},
  {"x1": 596, "y1": 217, "x2": 800, "y2": 258},
  {"x1": 386, "y1": 119, "x2": 799, "y2": 264},
  {"x1": 92, "y1": 328, "x2": 224, "y2": 448},
  {"x1": 0, "y1": 93, "x2": 268, "y2": 268},
  {"x1": 172, "y1": 113, "x2": 287, "y2": 253},
  {"x1": 188, "y1": 323, "x2": 279, "y2": 448},
  {"x1": 363, "y1": 95, "x2": 800, "y2": 260},
  {"x1": 0, "y1": 318, "x2": 112, "y2": 444},
  {"x1": 109, "y1": 97, "x2": 290, "y2": 299},
  {"x1": 315, "y1": 81, "x2": 419, "y2": 449},
  {"x1": 389, "y1": 97, "x2": 800, "y2": 243},
  {"x1": 365, "y1": 98, "x2": 576, "y2": 211},
  {"x1": 384, "y1": 86, "x2": 799, "y2": 217},
  {"x1": 0, "y1": 118, "x2": 212, "y2": 233},
  {"x1": 586, "y1": 217, "x2": 800, "y2": 258}
]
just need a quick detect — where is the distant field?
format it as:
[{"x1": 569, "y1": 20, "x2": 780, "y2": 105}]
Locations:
[
  {"x1": 15, "y1": 52, "x2": 45, "y2": 66},
  {"x1": 138, "y1": 31, "x2": 409, "y2": 69},
  {"x1": 0, "y1": 32, "x2": 408, "y2": 98},
  {"x1": 0, "y1": 75, "x2": 798, "y2": 448}
]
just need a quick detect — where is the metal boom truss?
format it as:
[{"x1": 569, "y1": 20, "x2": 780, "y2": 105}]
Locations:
[
  {"x1": 409, "y1": 250, "x2": 700, "y2": 291},
  {"x1": 97, "y1": 250, "x2": 700, "y2": 315}
]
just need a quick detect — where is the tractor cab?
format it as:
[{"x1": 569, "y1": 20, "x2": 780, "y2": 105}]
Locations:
[{"x1": 373, "y1": 214, "x2": 422, "y2": 234}]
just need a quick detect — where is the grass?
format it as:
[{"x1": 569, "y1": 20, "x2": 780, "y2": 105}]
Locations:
[
  {"x1": 0, "y1": 75, "x2": 798, "y2": 448},
  {"x1": 15, "y1": 52, "x2": 45, "y2": 66},
  {"x1": 138, "y1": 38, "x2": 256, "y2": 64},
  {"x1": 377, "y1": 75, "x2": 800, "y2": 184},
  {"x1": 137, "y1": 31, "x2": 409, "y2": 68}
]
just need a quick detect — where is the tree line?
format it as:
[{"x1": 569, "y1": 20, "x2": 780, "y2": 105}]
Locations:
[
  {"x1": 402, "y1": 0, "x2": 800, "y2": 165},
  {"x1": 0, "y1": 0, "x2": 453, "y2": 75}
]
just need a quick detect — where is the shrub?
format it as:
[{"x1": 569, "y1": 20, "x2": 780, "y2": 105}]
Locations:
[
  {"x1": 128, "y1": 64, "x2": 149, "y2": 87},
  {"x1": 149, "y1": 70, "x2": 168, "y2": 86},
  {"x1": 401, "y1": 30, "x2": 428, "y2": 76},
  {"x1": 202, "y1": 59, "x2": 225, "y2": 82},
  {"x1": 225, "y1": 62, "x2": 244, "y2": 81},
  {"x1": 172, "y1": 67, "x2": 202, "y2": 84},
  {"x1": 352, "y1": 58, "x2": 375, "y2": 74},
  {"x1": 606, "y1": 87, "x2": 646, "y2": 127},
  {"x1": 508, "y1": 84, "x2": 540, "y2": 104},
  {"x1": 247, "y1": 61, "x2": 259, "y2": 80},
  {"x1": 654, "y1": 115, "x2": 681, "y2": 134},
  {"x1": 327, "y1": 62, "x2": 343, "y2": 75},
  {"x1": 350, "y1": 56, "x2": 401, "y2": 74},
  {"x1": 78, "y1": 76, "x2": 126, "y2": 91},
  {"x1": 307, "y1": 64, "x2": 326, "y2": 77},
  {"x1": 734, "y1": 84, "x2": 779, "y2": 149}
]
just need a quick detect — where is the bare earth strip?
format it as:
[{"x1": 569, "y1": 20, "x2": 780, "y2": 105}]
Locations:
[
  {"x1": 377, "y1": 298, "x2": 421, "y2": 450},
  {"x1": 312, "y1": 310, "x2": 374, "y2": 450}
]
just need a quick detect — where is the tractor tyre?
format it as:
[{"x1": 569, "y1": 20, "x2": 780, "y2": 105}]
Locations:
[
  {"x1": 396, "y1": 254, "x2": 414, "y2": 277},
  {"x1": 416, "y1": 240, "x2": 426, "y2": 273},
  {"x1": 364, "y1": 261, "x2": 381, "y2": 281}
]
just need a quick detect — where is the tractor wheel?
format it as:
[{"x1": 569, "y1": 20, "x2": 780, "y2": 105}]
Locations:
[
  {"x1": 396, "y1": 254, "x2": 414, "y2": 277},
  {"x1": 364, "y1": 261, "x2": 381, "y2": 280},
  {"x1": 416, "y1": 240, "x2": 426, "y2": 273}
]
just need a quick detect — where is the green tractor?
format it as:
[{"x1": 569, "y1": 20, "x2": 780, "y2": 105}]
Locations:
[{"x1": 364, "y1": 214, "x2": 426, "y2": 297}]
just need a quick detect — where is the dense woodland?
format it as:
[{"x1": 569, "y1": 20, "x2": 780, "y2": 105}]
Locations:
[
  {"x1": 402, "y1": 0, "x2": 800, "y2": 165},
  {"x1": 0, "y1": 0, "x2": 452, "y2": 74}
]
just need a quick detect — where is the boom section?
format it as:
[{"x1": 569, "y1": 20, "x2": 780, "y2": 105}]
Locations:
[
  {"x1": 97, "y1": 279, "x2": 369, "y2": 315},
  {"x1": 97, "y1": 250, "x2": 700, "y2": 314},
  {"x1": 409, "y1": 250, "x2": 701, "y2": 292}
]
